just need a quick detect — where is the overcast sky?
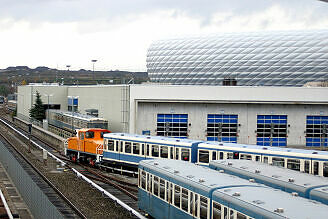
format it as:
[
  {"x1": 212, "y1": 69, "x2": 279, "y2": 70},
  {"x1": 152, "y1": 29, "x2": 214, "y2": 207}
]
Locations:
[{"x1": 0, "y1": 0, "x2": 328, "y2": 71}]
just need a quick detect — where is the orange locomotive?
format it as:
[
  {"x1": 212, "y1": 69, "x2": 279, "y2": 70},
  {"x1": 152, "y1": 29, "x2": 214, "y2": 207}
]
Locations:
[{"x1": 66, "y1": 128, "x2": 111, "y2": 165}]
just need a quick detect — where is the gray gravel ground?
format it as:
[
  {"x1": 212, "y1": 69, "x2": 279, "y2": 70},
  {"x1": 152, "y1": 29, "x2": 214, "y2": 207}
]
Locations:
[{"x1": 1, "y1": 122, "x2": 136, "y2": 219}]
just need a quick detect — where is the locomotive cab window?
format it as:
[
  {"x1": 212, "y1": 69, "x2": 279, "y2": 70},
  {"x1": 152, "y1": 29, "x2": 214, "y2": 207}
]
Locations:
[
  {"x1": 85, "y1": 131, "x2": 94, "y2": 139},
  {"x1": 100, "y1": 131, "x2": 109, "y2": 138},
  {"x1": 79, "y1": 132, "x2": 85, "y2": 140}
]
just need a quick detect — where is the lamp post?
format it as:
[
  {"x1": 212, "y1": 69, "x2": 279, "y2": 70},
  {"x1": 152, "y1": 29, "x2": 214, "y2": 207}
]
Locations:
[
  {"x1": 66, "y1": 65, "x2": 71, "y2": 85},
  {"x1": 44, "y1": 94, "x2": 53, "y2": 121},
  {"x1": 91, "y1": 59, "x2": 97, "y2": 81}
]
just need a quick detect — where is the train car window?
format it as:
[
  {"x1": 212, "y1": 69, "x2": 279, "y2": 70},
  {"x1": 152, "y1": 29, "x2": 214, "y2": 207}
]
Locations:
[
  {"x1": 287, "y1": 159, "x2": 300, "y2": 171},
  {"x1": 160, "y1": 179, "x2": 165, "y2": 199},
  {"x1": 272, "y1": 157, "x2": 285, "y2": 167},
  {"x1": 263, "y1": 156, "x2": 268, "y2": 163},
  {"x1": 213, "y1": 202, "x2": 221, "y2": 219},
  {"x1": 237, "y1": 212, "x2": 247, "y2": 219},
  {"x1": 160, "y1": 146, "x2": 168, "y2": 158},
  {"x1": 189, "y1": 192, "x2": 193, "y2": 215},
  {"x1": 166, "y1": 182, "x2": 172, "y2": 203},
  {"x1": 120, "y1": 142, "x2": 123, "y2": 152},
  {"x1": 304, "y1": 160, "x2": 310, "y2": 173},
  {"x1": 153, "y1": 176, "x2": 159, "y2": 196},
  {"x1": 230, "y1": 210, "x2": 235, "y2": 219},
  {"x1": 170, "y1": 147, "x2": 174, "y2": 159},
  {"x1": 125, "y1": 142, "x2": 132, "y2": 153},
  {"x1": 324, "y1": 162, "x2": 328, "y2": 177},
  {"x1": 175, "y1": 148, "x2": 180, "y2": 160},
  {"x1": 223, "y1": 207, "x2": 228, "y2": 219},
  {"x1": 233, "y1": 152, "x2": 239, "y2": 159},
  {"x1": 138, "y1": 169, "x2": 141, "y2": 187},
  {"x1": 146, "y1": 144, "x2": 149, "y2": 156},
  {"x1": 152, "y1": 145, "x2": 159, "y2": 157},
  {"x1": 212, "y1": 151, "x2": 217, "y2": 160},
  {"x1": 240, "y1": 154, "x2": 252, "y2": 160},
  {"x1": 195, "y1": 194, "x2": 199, "y2": 217},
  {"x1": 141, "y1": 144, "x2": 145, "y2": 156},
  {"x1": 108, "y1": 140, "x2": 114, "y2": 151},
  {"x1": 79, "y1": 132, "x2": 85, "y2": 140},
  {"x1": 227, "y1": 153, "x2": 233, "y2": 159},
  {"x1": 148, "y1": 174, "x2": 153, "y2": 193},
  {"x1": 181, "y1": 188, "x2": 188, "y2": 212},
  {"x1": 314, "y1": 161, "x2": 319, "y2": 175},
  {"x1": 133, "y1": 143, "x2": 140, "y2": 155},
  {"x1": 181, "y1": 149, "x2": 190, "y2": 161},
  {"x1": 174, "y1": 185, "x2": 181, "y2": 208},
  {"x1": 141, "y1": 171, "x2": 146, "y2": 190},
  {"x1": 255, "y1": 156, "x2": 261, "y2": 161},
  {"x1": 219, "y1": 152, "x2": 224, "y2": 159},
  {"x1": 85, "y1": 131, "x2": 94, "y2": 138},
  {"x1": 200, "y1": 196, "x2": 208, "y2": 219},
  {"x1": 199, "y1": 150, "x2": 209, "y2": 163}
]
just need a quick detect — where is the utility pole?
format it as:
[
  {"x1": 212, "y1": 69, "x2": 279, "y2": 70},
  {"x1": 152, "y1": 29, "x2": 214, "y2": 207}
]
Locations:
[{"x1": 91, "y1": 60, "x2": 97, "y2": 81}]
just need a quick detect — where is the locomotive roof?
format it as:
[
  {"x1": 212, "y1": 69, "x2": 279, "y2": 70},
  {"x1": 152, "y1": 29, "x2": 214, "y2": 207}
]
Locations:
[
  {"x1": 210, "y1": 160, "x2": 328, "y2": 190},
  {"x1": 104, "y1": 133, "x2": 201, "y2": 146},
  {"x1": 48, "y1": 109, "x2": 108, "y2": 122},
  {"x1": 199, "y1": 141, "x2": 328, "y2": 157},
  {"x1": 140, "y1": 159, "x2": 328, "y2": 219}
]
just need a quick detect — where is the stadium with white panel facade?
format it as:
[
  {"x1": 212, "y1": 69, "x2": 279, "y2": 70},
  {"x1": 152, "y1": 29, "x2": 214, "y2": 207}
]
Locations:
[{"x1": 147, "y1": 30, "x2": 328, "y2": 86}]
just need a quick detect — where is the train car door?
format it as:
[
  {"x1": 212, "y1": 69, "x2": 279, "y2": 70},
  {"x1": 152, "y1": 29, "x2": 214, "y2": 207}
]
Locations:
[{"x1": 78, "y1": 132, "x2": 85, "y2": 152}]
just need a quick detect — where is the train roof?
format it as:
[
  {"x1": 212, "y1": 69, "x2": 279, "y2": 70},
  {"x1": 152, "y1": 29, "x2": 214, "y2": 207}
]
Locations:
[
  {"x1": 199, "y1": 141, "x2": 328, "y2": 158},
  {"x1": 139, "y1": 159, "x2": 261, "y2": 193},
  {"x1": 140, "y1": 159, "x2": 328, "y2": 219},
  {"x1": 104, "y1": 133, "x2": 201, "y2": 146},
  {"x1": 48, "y1": 110, "x2": 108, "y2": 122},
  {"x1": 77, "y1": 128, "x2": 110, "y2": 132},
  {"x1": 214, "y1": 185, "x2": 328, "y2": 219},
  {"x1": 210, "y1": 160, "x2": 328, "y2": 190}
]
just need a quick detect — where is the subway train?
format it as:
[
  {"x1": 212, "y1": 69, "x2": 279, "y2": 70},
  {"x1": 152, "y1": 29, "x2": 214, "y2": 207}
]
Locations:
[
  {"x1": 209, "y1": 159, "x2": 328, "y2": 205},
  {"x1": 138, "y1": 159, "x2": 328, "y2": 219},
  {"x1": 47, "y1": 109, "x2": 108, "y2": 134},
  {"x1": 66, "y1": 130, "x2": 328, "y2": 177}
]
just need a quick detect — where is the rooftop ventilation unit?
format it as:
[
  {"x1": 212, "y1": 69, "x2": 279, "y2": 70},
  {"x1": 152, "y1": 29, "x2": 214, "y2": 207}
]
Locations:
[
  {"x1": 232, "y1": 192, "x2": 241, "y2": 197},
  {"x1": 274, "y1": 208, "x2": 284, "y2": 213},
  {"x1": 288, "y1": 178, "x2": 295, "y2": 183}
]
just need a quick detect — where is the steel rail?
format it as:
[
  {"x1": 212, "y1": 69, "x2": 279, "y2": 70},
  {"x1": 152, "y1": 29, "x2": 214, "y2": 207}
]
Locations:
[
  {"x1": 0, "y1": 188, "x2": 14, "y2": 219},
  {"x1": 0, "y1": 125, "x2": 87, "y2": 219},
  {"x1": 0, "y1": 118, "x2": 145, "y2": 219}
]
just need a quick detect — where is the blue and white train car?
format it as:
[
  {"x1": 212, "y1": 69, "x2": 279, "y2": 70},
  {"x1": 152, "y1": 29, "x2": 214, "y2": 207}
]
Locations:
[
  {"x1": 209, "y1": 159, "x2": 328, "y2": 205},
  {"x1": 198, "y1": 141, "x2": 328, "y2": 177},
  {"x1": 138, "y1": 159, "x2": 328, "y2": 219},
  {"x1": 102, "y1": 133, "x2": 201, "y2": 168}
]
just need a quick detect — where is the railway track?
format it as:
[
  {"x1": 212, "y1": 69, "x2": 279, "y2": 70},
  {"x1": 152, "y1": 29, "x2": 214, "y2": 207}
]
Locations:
[
  {"x1": 0, "y1": 113, "x2": 144, "y2": 218},
  {"x1": 0, "y1": 121, "x2": 85, "y2": 218}
]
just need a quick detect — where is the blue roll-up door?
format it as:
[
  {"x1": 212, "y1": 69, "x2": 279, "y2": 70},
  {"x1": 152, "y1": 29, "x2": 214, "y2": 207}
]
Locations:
[
  {"x1": 306, "y1": 116, "x2": 328, "y2": 147},
  {"x1": 157, "y1": 114, "x2": 188, "y2": 138},
  {"x1": 257, "y1": 115, "x2": 287, "y2": 146},
  {"x1": 207, "y1": 114, "x2": 238, "y2": 143}
]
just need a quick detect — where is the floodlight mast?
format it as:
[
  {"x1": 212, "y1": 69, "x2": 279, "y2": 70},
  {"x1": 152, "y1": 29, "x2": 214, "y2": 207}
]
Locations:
[{"x1": 91, "y1": 59, "x2": 97, "y2": 81}]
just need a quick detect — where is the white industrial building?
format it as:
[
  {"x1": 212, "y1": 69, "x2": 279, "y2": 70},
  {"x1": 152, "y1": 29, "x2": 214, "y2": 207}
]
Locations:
[{"x1": 17, "y1": 84, "x2": 328, "y2": 147}]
